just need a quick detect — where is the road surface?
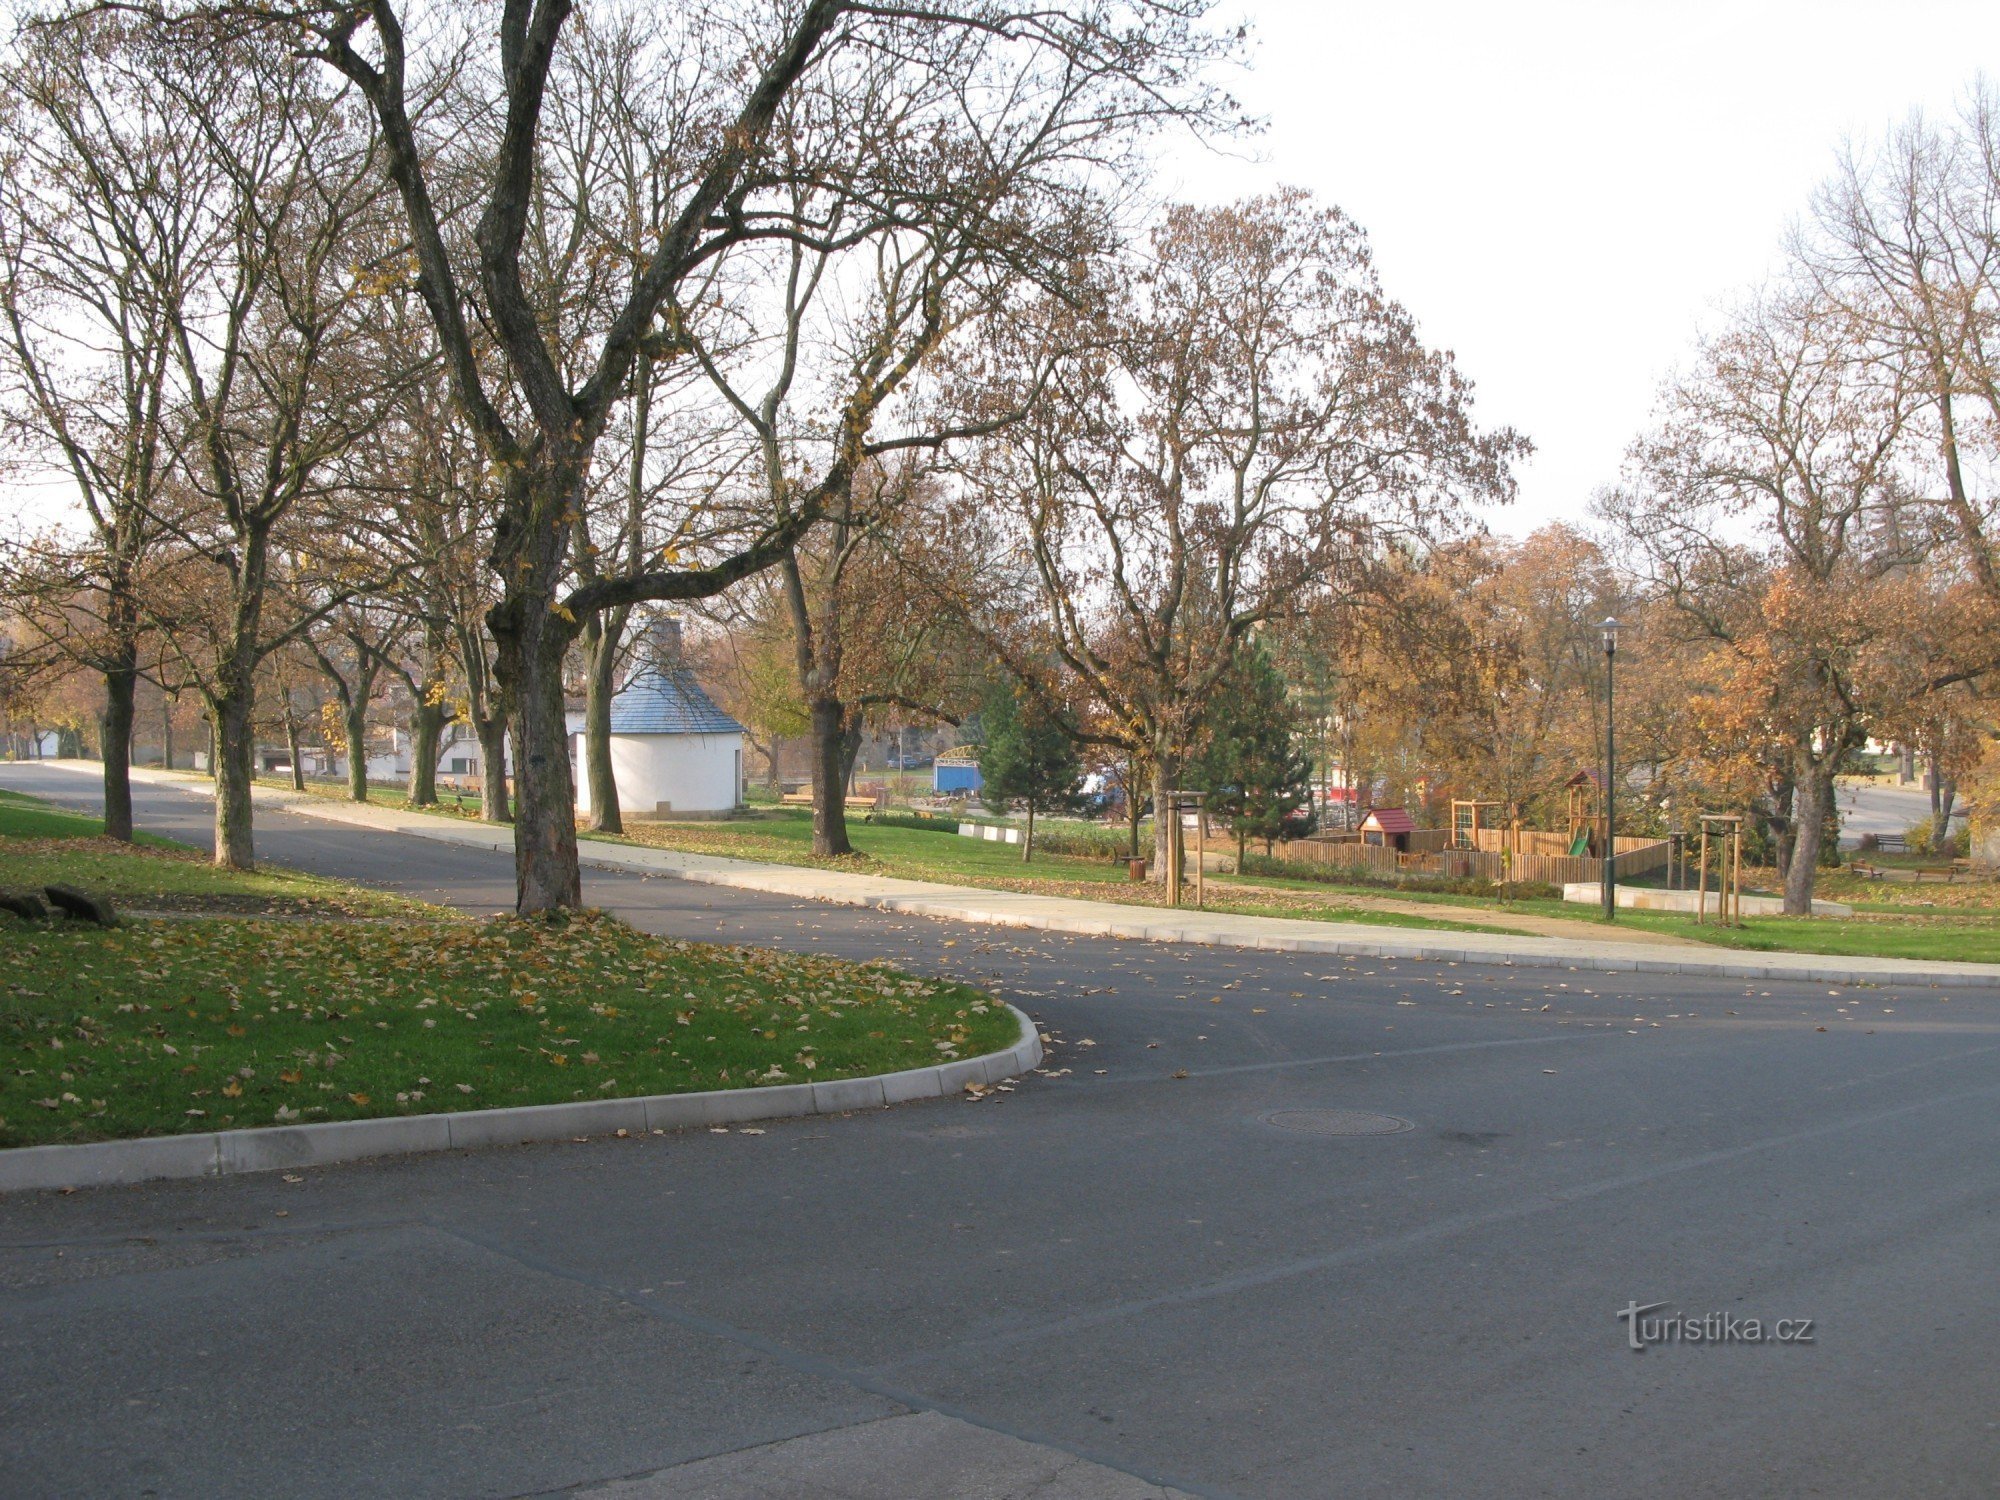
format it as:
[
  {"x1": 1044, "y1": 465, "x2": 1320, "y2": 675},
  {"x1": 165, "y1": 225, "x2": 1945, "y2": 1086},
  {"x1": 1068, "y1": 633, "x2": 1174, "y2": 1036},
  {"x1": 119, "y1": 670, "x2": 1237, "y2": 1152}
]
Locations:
[{"x1": 4, "y1": 764, "x2": 1999, "y2": 1499}]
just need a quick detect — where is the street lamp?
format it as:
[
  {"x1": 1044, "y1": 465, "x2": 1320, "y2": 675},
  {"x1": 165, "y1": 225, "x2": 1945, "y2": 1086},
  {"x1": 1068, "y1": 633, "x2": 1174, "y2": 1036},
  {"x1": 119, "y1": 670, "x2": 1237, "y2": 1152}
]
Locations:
[{"x1": 1601, "y1": 616, "x2": 1621, "y2": 921}]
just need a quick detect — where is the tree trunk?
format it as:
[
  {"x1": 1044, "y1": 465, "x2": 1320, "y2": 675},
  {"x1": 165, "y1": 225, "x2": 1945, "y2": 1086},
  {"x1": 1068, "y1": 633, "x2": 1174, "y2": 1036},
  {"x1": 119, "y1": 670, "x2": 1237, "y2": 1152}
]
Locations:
[
  {"x1": 1783, "y1": 761, "x2": 1833, "y2": 916},
  {"x1": 100, "y1": 652, "x2": 137, "y2": 842},
  {"x1": 841, "y1": 721, "x2": 864, "y2": 793},
  {"x1": 809, "y1": 697, "x2": 852, "y2": 857},
  {"x1": 1150, "y1": 752, "x2": 1180, "y2": 886},
  {"x1": 1926, "y1": 754, "x2": 1957, "y2": 850},
  {"x1": 581, "y1": 617, "x2": 622, "y2": 834},
  {"x1": 1125, "y1": 759, "x2": 1143, "y2": 859},
  {"x1": 162, "y1": 698, "x2": 174, "y2": 772},
  {"x1": 212, "y1": 684, "x2": 256, "y2": 870},
  {"x1": 345, "y1": 693, "x2": 369, "y2": 803},
  {"x1": 475, "y1": 711, "x2": 511, "y2": 824},
  {"x1": 495, "y1": 618, "x2": 580, "y2": 913},
  {"x1": 765, "y1": 737, "x2": 785, "y2": 792},
  {"x1": 285, "y1": 712, "x2": 305, "y2": 791},
  {"x1": 408, "y1": 699, "x2": 444, "y2": 806},
  {"x1": 1023, "y1": 800, "x2": 1035, "y2": 862}
]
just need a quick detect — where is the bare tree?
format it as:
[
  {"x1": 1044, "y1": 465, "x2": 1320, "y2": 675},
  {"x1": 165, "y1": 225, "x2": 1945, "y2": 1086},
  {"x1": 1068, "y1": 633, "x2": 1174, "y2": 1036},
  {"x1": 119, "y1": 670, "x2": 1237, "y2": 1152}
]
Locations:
[
  {"x1": 0, "y1": 12, "x2": 202, "y2": 839},
  {"x1": 304, "y1": 598, "x2": 410, "y2": 801},
  {"x1": 945, "y1": 191, "x2": 1523, "y2": 875},
  {"x1": 1608, "y1": 284, "x2": 1915, "y2": 912},
  {"x1": 1806, "y1": 85, "x2": 2000, "y2": 600},
  {"x1": 103, "y1": 0, "x2": 1235, "y2": 911},
  {"x1": 128, "y1": 37, "x2": 398, "y2": 868}
]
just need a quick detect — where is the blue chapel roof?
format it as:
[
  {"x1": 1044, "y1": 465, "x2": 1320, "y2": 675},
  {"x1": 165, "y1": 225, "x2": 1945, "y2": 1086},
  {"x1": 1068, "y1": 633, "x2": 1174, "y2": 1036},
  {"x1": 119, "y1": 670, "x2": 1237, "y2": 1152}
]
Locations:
[{"x1": 606, "y1": 666, "x2": 745, "y2": 736}]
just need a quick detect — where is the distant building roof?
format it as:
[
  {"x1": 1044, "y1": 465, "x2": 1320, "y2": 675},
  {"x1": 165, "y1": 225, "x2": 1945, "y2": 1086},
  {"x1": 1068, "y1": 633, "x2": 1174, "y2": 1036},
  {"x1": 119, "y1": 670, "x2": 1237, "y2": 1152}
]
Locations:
[
  {"x1": 606, "y1": 666, "x2": 744, "y2": 737},
  {"x1": 1360, "y1": 807, "x2": 1416, "y2": 834}
]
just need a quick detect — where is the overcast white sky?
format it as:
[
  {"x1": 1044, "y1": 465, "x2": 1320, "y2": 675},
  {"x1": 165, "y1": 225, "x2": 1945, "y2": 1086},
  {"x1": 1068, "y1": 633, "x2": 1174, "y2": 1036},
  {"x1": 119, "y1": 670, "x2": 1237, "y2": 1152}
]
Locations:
[{"x1": 1159, "y1": 0, "x2": 2000, "y2": 537}]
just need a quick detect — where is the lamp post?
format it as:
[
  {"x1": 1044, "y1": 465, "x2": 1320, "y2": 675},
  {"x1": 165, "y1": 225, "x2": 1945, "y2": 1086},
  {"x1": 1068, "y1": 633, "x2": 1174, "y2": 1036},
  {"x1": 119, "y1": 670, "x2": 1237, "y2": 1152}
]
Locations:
[{"x1": 1601, "y1": 616, "x2": 1621, "y2": 921}]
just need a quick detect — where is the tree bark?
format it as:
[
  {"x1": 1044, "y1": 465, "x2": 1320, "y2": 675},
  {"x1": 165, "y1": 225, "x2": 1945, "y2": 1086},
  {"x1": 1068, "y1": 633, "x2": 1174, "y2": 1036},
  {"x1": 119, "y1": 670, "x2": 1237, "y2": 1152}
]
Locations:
[
  {"x1": 1128, "y1": 794, "x2": 1142, "y2": 860},
  {"x1": 212, "y1": 683, "x2": 256, "y2": 870},
  {"x1": 345, "y1": 691, "x2": 370, "y2": 803},
  {"x1": 99, "y1": 651, "x2": 136, "y2": 842},
  {"x1": 284, "y1": 711, "x2": 305, "y2": 792},
  {"x1": 491, "y1": 597, "x2": 580, "y2": 912},
  {"x1": 408, "y1": 698, "x2": 443, "y2": 806},
  {"x1": 809, "y1": 697, "x2": 853, "y2": 857},
  {"x1": 162, "y1": 698, "x2": 174, "y2": 772},
  {"x1": 841, "y1": 721, "x2": 864, "y2": 794},
  {"x1": 581, "y1": 616, "x2": 622, "y2": 834},
  {"x1": 1023, "y1": 800, "x2": 1035, "y2": 862},
  {"x1": 475, "y1": 711, "x2": 511, "y2": 823},
  {"x1": 1783, "y1": 761, "x2": 1833, "y2": 916},
  {"x1": 1150, "y1": 751, "x2": 1181, "y2": 886}
]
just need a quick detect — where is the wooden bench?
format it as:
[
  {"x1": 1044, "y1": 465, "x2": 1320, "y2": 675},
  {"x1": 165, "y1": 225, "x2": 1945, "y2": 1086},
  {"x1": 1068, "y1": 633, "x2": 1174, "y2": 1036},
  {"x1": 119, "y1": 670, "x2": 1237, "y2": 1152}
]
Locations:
[
  {"x1": 1874, "y1": 834, "x2": 1910, "y2": 854},
  {"x1": 1852, "y1": 859, "x2": 1958, "y2": 884},
  {"x1": 781, "y1": 791, "x2": 880, "y2": 813}
]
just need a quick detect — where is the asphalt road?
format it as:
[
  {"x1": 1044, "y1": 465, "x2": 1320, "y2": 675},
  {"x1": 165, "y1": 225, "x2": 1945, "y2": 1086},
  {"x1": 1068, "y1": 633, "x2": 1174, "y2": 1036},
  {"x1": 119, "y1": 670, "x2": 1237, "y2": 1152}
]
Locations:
[{"x1": 5, "y1": 765, "x2": 2000, "y2": 1499}]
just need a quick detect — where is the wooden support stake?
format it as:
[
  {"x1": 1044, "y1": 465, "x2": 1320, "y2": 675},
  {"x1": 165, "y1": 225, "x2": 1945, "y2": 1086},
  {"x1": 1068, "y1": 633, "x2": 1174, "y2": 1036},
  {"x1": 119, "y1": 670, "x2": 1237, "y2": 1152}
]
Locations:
[{"x1": 1697, "y1": 825, "x2": 1710, "y2": 924}]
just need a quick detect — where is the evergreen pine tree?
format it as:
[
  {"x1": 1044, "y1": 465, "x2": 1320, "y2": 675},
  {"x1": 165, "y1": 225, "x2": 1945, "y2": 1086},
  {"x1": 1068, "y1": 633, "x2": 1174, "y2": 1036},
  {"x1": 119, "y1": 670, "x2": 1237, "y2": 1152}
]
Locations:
[
  {"x1": 1192, "y1": 644, "x2": 1316, "y2": 867},
  {"x1": 978, "y1": 687, "x2": 1084, "y2": 862}
]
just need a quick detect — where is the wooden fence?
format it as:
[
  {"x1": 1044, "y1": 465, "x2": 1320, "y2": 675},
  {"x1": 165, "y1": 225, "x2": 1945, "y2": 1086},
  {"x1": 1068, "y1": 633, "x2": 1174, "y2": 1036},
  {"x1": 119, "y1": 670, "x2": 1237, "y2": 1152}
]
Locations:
[{"x1": 1270, "y1": 834, "x2": 1671, "y2": 886}]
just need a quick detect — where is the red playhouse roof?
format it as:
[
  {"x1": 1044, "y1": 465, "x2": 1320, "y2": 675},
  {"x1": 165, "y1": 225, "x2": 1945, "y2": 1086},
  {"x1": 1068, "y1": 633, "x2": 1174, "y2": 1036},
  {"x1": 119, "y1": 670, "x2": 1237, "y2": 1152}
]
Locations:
[
  {"x1": 1360, "y1": 807, "x2": 1417, "y2": 834},
  {"x1": 1564, "y1": 768, "x2": 1605, "y2": 790}
]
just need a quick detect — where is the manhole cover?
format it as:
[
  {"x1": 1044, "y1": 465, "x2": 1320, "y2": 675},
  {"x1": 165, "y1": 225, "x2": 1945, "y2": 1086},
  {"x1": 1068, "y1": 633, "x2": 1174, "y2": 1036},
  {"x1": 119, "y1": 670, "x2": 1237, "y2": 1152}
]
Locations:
[{"x1": 1262, "y1": 1108, "x2": 1413, "y2": 1137}]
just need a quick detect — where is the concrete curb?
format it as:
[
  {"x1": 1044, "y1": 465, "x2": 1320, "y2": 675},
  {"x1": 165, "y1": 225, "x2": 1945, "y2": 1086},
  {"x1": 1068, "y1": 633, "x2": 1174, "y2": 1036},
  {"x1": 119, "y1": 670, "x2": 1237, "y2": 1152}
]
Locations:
[
  {"x1": 60, "y1": 764, "x2": 2000, "y2": 992},
  {"x1": 0, "y1": 1006, "x2": 1042, "y2": 1194}
]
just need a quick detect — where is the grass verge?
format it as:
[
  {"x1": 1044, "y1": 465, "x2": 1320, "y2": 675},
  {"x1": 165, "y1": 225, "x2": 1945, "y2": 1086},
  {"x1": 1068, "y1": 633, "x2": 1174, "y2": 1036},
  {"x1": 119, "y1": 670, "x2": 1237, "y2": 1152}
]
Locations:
[
  {"x1": 600, "y1": 811, "x2": 1516, "y2": 936},
  {"x1": 0, "y1": 791, "x2": 1015, "y2": 1148},
  {"x1": 0, "y1": 790, "x2": 426, "y2": 918}
]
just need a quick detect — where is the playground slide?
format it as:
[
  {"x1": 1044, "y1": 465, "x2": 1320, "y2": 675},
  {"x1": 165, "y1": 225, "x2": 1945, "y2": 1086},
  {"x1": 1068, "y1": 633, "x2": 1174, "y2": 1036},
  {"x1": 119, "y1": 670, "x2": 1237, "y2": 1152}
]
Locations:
[{"x1": 1567, "y1": 828, "x2": 1591, "y2": 858}]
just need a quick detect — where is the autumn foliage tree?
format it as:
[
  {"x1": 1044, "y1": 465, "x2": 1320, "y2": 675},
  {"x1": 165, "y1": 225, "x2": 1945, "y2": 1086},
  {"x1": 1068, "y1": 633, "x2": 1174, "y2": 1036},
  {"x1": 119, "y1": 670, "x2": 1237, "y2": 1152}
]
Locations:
[
  {"x1": 1608, "y1": 285, "x2": 1914, "y2": 912},
  {"x1": 948, "y1": 190, "x2": 1523, "y2": 876}
]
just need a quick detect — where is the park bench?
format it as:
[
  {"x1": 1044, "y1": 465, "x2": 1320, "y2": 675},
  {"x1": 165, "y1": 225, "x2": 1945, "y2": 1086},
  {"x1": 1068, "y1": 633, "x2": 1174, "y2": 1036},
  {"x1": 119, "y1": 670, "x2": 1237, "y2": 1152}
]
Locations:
[
  {"x1": 781, "y1": 790, "x2": 881, "y2": 813},
  {"x1": 1874, "y1": 834, "x2": 1910, "y2": 854},
  {"x1": 1853, "y1": 860, "x2": 1963, "y2": 884}
]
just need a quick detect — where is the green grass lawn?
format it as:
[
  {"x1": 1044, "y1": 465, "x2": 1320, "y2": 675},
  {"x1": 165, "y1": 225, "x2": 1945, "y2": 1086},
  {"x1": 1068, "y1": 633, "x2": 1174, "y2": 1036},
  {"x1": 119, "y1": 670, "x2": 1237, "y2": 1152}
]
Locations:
[
  {"x1": 245, "y1": 772, "x2": 500, "y2": 818},
  {"x1": 604, "y1": 811, "x2": 1523, "y2": 936},
  {"x1": 1508, "y1": 902, "x2": 2000, "y2": 963},
  {"x1": 0, "y1": 790, "x2": 426, "y2": 918},
  {"x1": 0, "y1": 791, "x2": 1015, "y2": 1148},
  {"x1": 115, "y1": 773, "x2": 2000, "y2": 963},
  {"x1": 604, "y1": 808, "x2": 1141, "y2": 884},
  {"x1": 603, "y1": 807, "x2": 2000, "y2": 962}
]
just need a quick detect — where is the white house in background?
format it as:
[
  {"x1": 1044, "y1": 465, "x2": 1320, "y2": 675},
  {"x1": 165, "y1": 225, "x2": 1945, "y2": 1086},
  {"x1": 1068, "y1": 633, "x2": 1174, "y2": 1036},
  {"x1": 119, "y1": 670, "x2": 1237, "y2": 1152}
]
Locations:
[{"x1": 573, "y1": 658, "x2": 744, "y2": 819}]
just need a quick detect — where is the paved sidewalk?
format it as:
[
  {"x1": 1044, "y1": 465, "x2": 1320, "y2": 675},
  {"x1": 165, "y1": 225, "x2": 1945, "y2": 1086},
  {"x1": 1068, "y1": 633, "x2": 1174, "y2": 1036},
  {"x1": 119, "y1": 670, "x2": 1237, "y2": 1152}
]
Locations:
[{"x1": 76, "y1": 763, "x2": 2000, "y2": 989}]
